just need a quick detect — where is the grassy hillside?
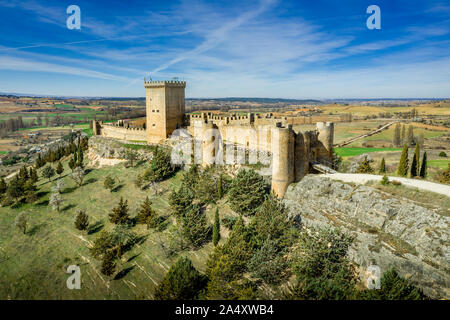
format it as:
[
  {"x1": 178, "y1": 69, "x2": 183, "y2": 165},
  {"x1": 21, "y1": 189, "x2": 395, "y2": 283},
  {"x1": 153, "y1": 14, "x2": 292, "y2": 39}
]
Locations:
[{"x1": 0, "y1": 159, "x2": 223, "y2": 299}]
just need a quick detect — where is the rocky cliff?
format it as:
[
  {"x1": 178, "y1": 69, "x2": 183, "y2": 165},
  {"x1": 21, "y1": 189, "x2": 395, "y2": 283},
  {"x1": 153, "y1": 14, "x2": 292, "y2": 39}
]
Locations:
[{"x1": 283, "y1": 175, "x2": 449, "y2": 299}]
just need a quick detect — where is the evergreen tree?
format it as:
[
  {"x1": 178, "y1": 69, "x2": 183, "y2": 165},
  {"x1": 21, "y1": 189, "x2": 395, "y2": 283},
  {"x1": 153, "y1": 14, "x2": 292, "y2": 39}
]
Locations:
[
  {"x1": 154, "y1": 256, "x2": 207, "y2": 300},
  {"x1": 103, "y1": 176, "x2": 116, "y2": 192},
  {"x1": 397, "y1": 144, "x2": 409, "y2": 177},
  {"x1": 419, "y1": 152, "x2": 427, "y2": 178},
  {"x1": 406, "y1": 125, "x2": 414, "y2": 146},
  {"x1": 379, "y1": 157, "x2": 386, "y2": 174},
  {"x1": 56, "y1": 161, "x2": 64, "y2": 177},
  {"x1": 42, "y1": 165, "x2": 55, "y2": 182},
  {"x1": 380, "y1": 175, "x2": 389, "y2": 185},
  {"x1": 109, "y1": 197, "x2": 129, "y2": 224},
  {"x1": 18, "y1": 165, "x2": 28, "y2": 181},
  {"x1": 7, "y1": 177, "x2": 24, "y2": 201},
  {"x1": 410, "y1": 143, "x2": 420, "y2": 177},
  {"x1": 29, "y1": 168, "x2": 38, "y2": 183},
  {"x1": 68, "y1": 157, "x2": 76, "y2": 171},
  {"x1": 137, "y1": 196, "x2": 157, "y2": 227},
  {"x1": 101, "y1": 250, "x2": 116, "y2": 277},
  {"x1": 77, "y1": 147, "x2": 84, "y2": 168},
  {"x1": 212, "y1": 207, "x2": 220, "y2": 246},
  {"x1": 0, "y1": 177, "x2": 7, "y2": 196},
  {"x1": 228, "y1": 169, "x2": 267, "y2": 216},
  {"x1": 182, "y1": 204, "x2": 211, "y2": 248},
  {"x1": 361, "y1": 268, "x2": 424, "y2": 300},
  {"x1": 356, "y1": 156, "x2": 375, "y2": 174},
  {"x1": 169, "y1": 186, "x2": 194, "y2": 217},
  {"x1": 401, "y1": 125, "x2": 406, "y2": 144},
  {"x1": 144, "y1": 147, "x2": 175, "y2": 182},
  {"x1": 393, "y1": 123, "x2": 401, "y2": 147},
  {"x1": 74, "y1": 209, "x2": 89, "y2": 231}
]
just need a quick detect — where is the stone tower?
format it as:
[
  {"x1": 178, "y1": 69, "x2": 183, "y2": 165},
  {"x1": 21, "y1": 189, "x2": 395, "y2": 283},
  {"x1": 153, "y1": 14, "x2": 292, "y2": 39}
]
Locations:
[
  {"x1": 271, "y1": 124, "x2": 295, "y2": 198},
  {"x1": 316, "y1": 122, "x2": 334, "y2": 162},
  {"x1": 145, "y1": 80, "x2": 186, "y2": 143}
]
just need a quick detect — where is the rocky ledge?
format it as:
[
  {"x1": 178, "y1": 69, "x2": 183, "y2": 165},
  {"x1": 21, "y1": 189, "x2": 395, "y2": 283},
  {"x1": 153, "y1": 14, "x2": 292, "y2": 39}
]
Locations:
[{"x1": 283, "y1": 175, "x2": 449, "y2": 299}]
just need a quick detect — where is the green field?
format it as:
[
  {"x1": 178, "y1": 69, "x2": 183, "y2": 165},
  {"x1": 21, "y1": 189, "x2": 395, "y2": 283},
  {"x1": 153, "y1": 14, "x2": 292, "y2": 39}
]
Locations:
[
  {"x1": 0, "y1": 159, "x2": 221, "y2": 299},
  {"x1": 334, "y1": 147, "x2": 402, "y2": 157},
  {"x1": 428, "y1": 159, "x2": 450, "y2": 170}
]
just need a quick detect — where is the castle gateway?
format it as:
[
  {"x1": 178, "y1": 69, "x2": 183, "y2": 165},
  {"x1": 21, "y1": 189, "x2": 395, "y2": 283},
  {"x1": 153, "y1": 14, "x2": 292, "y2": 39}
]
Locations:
[{"x1": 93, "y1": 80, "x2": 334, "y2": 197}]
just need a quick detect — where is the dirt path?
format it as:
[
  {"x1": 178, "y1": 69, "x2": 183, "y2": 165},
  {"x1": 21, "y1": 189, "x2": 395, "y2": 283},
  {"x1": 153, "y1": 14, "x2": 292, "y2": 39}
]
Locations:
[{"x1": 320, "y1": 173, "x2": 450, "y2": 197}]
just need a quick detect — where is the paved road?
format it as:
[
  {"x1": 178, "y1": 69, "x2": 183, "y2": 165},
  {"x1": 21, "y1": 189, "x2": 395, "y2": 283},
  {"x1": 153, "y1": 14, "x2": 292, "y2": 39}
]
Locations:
[{"x1": 320, "y1": 173, "x2": 450, "y2": 197}]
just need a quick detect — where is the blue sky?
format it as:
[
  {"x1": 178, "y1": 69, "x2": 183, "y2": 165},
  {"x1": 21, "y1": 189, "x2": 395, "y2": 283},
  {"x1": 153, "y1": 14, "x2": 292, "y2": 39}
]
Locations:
[{"x1": 0, "y1": 0, "x2": 449, "y2": 98}]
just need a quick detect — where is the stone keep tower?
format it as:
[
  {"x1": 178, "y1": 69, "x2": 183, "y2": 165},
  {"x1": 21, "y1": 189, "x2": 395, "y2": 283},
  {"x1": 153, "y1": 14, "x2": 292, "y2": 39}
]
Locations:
[
  {"x1": 145, "y1": 80, "x2": 186, "y2": 143},
  {"x1": 316, "y1": 122, "x2": 334, "y2": 162}
]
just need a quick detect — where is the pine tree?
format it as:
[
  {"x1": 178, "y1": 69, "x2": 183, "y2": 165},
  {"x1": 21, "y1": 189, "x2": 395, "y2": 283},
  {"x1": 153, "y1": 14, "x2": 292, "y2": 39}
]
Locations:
[
  {"x1": 397, "y1": 144, "x2": 409, "y2": 177},
  {"x1": 56, "y1": 161, "x2": 64, "y2": 177},
  {"x1": 101, "y1": 250, "x2": 116, "y2": 277},
  {"x1": 379, "y1": 158, "x2": 386, "y2": 174},
  {"x1": 74, "y1": 209, "x2": 89, "y2": 231},
  {"x1": 182, "y1": 204, "x2": 211, "y2": 248},
  {"x1": 228, "y1": 169, "x2": 267, "y2": 216},
  {"x1": 419, "y1": 152, "x2": 427, "y2": 178},
  {"x1": 7, "y1": 177, "x2": 24, "y2": 201},
  {"x1": 137, "y1": 196, "x2": 157, "y2": 227},
  {"x1": 410, "y1": 143, "x2": 420, "y2": 177},
  {"x1": 212, "y1": 207, "x2": 220, "y2": 246},
  {"x1": 154, "y1": 256, "x2": 207, "y2": 300},
  {"x1": 109, "y1": 197, "x2": 129, "y2": 224}
]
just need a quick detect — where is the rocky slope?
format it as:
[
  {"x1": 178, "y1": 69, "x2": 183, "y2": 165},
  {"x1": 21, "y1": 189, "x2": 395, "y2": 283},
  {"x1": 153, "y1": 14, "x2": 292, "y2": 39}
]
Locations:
[{"x1": 283, "y1": 175, "x2": 449, "y2": 299}]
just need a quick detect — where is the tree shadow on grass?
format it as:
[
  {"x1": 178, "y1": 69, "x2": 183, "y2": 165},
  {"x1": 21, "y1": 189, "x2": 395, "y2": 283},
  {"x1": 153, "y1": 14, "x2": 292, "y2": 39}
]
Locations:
[
  {"x1": 87, "y1": 221, "x2": 104, "y2": 235},
  {"x1": 112, "y1": 184, "x2": 124, "y2": 193},
  {"x1": 114, "y1": 265, "x2": 135, "y2": 280},
  {"x1": 84, "y1": 178, "x2": 97, "y2": 185},
  {"x1": 127, "y1": 252, "x2": 141, "y2": 263},
  {"x1": 27, "y1": 223, "x2": 47, "y2": 236},
  {"x1": 36, "y1": 191, "x2": 49, "y2": 198},
  {"x1": 36, "y1": 199, "x2": 49, "y2": 207},
  {"x1": 62, "y1": 204, "x2": 76, "y2": 211},
  {"x1": 84, "y1": 168, "x2": 94, "y2": 175},
  {"x1": 63, "y1": 186, "x2": 77, "y2": 194}
]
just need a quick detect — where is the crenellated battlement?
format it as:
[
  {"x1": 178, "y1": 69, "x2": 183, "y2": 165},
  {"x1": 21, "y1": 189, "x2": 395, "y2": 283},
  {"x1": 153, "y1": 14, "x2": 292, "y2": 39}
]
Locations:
[{"x1": 144, "y1": 79, "x2": 186, "y2": 88}]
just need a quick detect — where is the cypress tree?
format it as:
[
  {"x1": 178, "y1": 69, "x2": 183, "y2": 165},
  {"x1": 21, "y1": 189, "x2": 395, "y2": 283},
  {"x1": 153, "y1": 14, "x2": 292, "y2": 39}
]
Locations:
[
  {"x1": 410, "y1": 144, "x2": 420, "y2": 177},
  {"x1": 406, "y1": 125, "x2": 414, "y2": 146},
  {"x1": 397, "y1": 144, "x2": 409, "y2": 177},
  {"x1": 379, "y1": 158, "x2": 386, "y2": 174},
  {"x1": 56, "y1": 161, "x2": 64, "y2": 177},
  {"x1": 212, "y1": 207, "x2": 220, "y2": 246},
  {"x1": 393, "y1": 124, "x2": 401, "y2": 147},
  {"x1": 419, "y1": 152, "x2": 427, "y2": 178},
  {"x1": 401, "y1": 125, "x2": 406, "y2": 144}
]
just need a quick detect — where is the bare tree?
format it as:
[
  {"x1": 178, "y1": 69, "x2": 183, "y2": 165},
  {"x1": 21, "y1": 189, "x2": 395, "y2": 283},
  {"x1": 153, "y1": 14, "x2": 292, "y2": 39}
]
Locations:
[
  {"x1": 71, "y1": 167, "x2": 85, "y2": 187},
  {"x1": 49, "y1": 192, "x2": 64, "y2": 212}
]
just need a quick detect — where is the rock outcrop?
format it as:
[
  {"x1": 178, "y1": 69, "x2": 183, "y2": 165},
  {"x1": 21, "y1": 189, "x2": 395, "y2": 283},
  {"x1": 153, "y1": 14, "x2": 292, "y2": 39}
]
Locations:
[
  {"x1": 283, "y1": 175, "x2": 449, "y2": 299},
  {"x1": 88, "y1": 136, "x2": 152, "y2": 167}
]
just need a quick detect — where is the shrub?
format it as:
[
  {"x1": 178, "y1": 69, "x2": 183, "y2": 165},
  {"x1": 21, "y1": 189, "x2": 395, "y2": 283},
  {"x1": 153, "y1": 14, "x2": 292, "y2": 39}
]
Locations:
[
  {"x1": 103, "y1": 176, "x2": 116, "y2": 192},
  {"x1": 221, "y1": 216, "x2": 237, "y2": 230},
  {"x1": 356, "y1": 156, "x2": 374, "y2": 174},
  {"x1": 380, "y1": 175, "x2": 389, "y2": 185},
  {"x1": 438, "y1": 151, "x2": 447, "y2": 157}
]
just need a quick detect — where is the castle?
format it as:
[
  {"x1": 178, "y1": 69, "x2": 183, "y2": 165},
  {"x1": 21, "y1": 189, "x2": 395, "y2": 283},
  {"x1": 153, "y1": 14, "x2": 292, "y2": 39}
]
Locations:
[{"x1": 93, "y1": 80, "x2": 334, "y2": 197}]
